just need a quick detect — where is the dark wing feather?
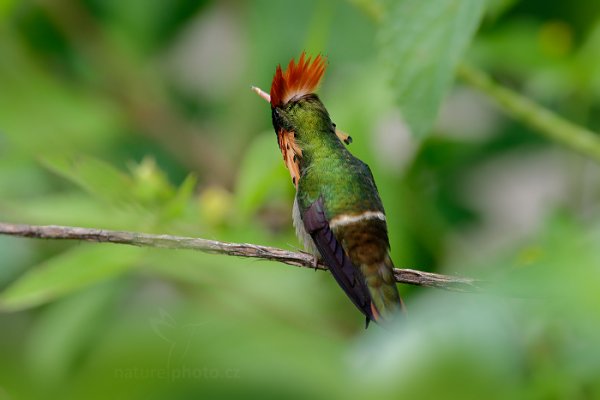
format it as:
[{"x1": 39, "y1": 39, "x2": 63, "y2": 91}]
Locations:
[{"x1": 302, "y1": 197, "x2": 376, "y2": 321}]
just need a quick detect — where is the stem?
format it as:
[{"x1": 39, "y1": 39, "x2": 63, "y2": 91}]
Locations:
[
  {"x1": 457, "y1": 63, "x2": 600, "y2": 161},
  {"x1": 0, "y1": 222, "x2": 482, "y2": 292}
]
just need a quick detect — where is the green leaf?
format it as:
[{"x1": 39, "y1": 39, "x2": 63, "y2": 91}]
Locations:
[
  {"x1": 0, "y1": 245, "x2": 142, "y2": 311},
  {"x1": 24, "y1": 280, "x2": 127, "y2": 384},
  {"x1": 41, "y1": 155, "x2": 135, "y2": 204},
  {"x1": 379, "y1": 0, "x2": 485, "y2": 137},
  {"x1": 128, "y1": 156, "x2": 176, "y2": 205},
  {"x1": 234, "y1": 132, "x2": 291, "y2": 219},
  {"x1": 2, "y1": 193, "x2": 154, "y2": 230},
  {"x1": 161, "y1": 173, "x2": 197, "y2": 221}
]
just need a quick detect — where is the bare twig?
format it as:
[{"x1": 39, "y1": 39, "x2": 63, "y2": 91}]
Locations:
[{"x1": 0, "y1": 222, "x2": 482, "y2": 292}]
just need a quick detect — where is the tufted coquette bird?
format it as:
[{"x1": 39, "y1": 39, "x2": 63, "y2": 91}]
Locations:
[{"x1": 252, "y1": 53, "x2": 404, "y2": 327}]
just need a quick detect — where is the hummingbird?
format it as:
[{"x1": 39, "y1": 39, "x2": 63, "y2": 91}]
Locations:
[{"x1": 252, "y1": 53, "x2": 404, "y2": 326}]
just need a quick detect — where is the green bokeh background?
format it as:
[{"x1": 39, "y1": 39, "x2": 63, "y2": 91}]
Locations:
[{"x1": 1, "y1": 0, "x2": 600, "y2": 398}]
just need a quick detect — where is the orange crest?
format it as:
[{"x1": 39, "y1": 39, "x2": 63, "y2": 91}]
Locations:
[{"x1": 270, "y1": 52, "x2": 327, "y2": 108}]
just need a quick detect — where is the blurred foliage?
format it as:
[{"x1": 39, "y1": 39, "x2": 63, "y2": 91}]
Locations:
[
  {"x1": 1, "y1": 0, "x2": 600, "y2": 399},
  {"x1": 380, "y1": 0, "x2": 485, "y2": 137}
]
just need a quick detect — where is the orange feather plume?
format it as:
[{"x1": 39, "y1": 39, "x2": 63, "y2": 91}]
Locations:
[
  {"x1": 250, "y1": 53, "x2": 327, "y2": 188},
  {"x1": 277, "y1": 129, "x2": 303, "y2": 188},
  {"x1": 267, "y1": 52, "x2": 326, "y2": 188},
  {"x1": 269, "y1": 52, "x2": 327, "y2": 108}
]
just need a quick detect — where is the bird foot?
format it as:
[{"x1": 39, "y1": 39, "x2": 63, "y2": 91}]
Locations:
[{"x1": 312, "y1": 254, "x2": 319, "y2": 270}]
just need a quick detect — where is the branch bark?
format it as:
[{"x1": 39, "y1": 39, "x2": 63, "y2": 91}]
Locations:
[{"x1": 0, "y1": 222, "x2": 482, "y2": 292}]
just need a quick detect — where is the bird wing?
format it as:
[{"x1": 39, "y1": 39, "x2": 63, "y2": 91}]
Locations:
[{"x1": 301, "y1": 196, "x2": 376, "y2": 322}]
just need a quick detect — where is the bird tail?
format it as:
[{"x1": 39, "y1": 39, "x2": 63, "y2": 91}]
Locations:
[{"x1": 360, "y1": 254, "x2": 405, "y2": 322}]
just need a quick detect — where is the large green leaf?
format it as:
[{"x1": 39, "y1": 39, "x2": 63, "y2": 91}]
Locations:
[
  {"x1": 0, "y1": 245, "x2": 142, "y2": 311},
  {"x1": 379, "y1": 0, "x2": 485, "y2": 137}
]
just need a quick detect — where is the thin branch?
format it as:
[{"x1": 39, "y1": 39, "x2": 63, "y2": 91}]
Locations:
[
  {"x1": 458, "y1": 63, "x2": 600, "y2": 162},
  {"x1": 0, "y1": 222, "x2": 482, "y2": 292}
]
